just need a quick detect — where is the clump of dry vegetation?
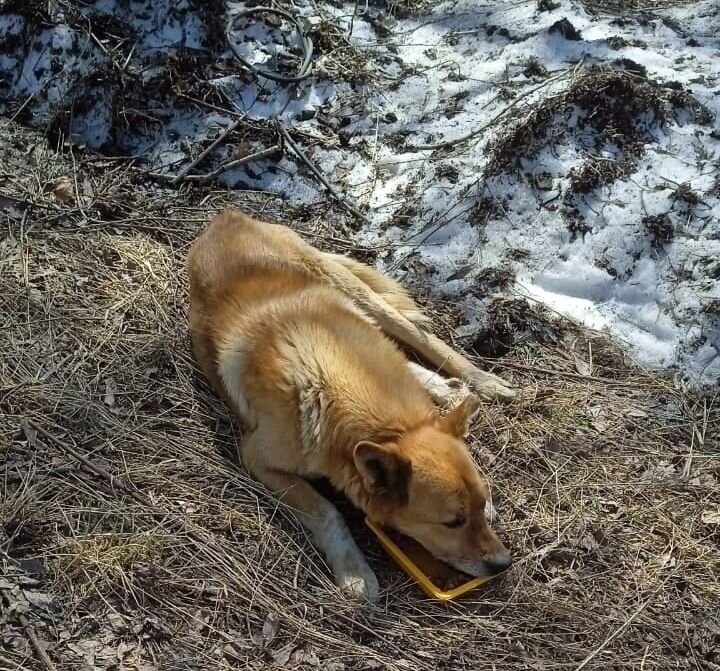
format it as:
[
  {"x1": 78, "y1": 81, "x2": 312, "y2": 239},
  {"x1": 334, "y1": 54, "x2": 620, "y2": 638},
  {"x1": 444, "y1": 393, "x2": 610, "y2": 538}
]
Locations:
[
  {"x1": 581, "y1": 0, "x2": 699, "y2": 13},
  {"x1": 1, "y1": 117, "x2": 719, "y2": 671},
  {"x1": 484, "y1": 66, "x2": 713, "y2": 194},
  {"x1": 309, "y1": 19, "x2": 373, "y2": 85}
]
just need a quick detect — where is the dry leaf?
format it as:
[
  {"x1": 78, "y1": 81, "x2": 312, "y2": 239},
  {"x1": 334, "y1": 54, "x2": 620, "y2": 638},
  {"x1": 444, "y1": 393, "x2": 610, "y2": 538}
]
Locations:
[
  {"x1": 289, "y1": 648, "x2": 306, "y2": 666},
  {"x1": 53, "y1": 176, "x2": 75, "y2": 203},
  {"x1": 108, "y1": 612, "x2": 126, "y2": 632},
  {"x1": 587, "y1": 405, "x2": 607, "y2": 433},
  {"x1": 231, "y1": 141, "x2": 253, "y2": 159},
  {"x1": 271, "y1": 645, "x2": 295, "y2": 666},
  {"x1": 590, "y1": 419, "x2": 607, "y2": 433},
  {"x1": 303, "y1": 648, "x2": 321, "y2": 667},
  {"x1": 576, "y1": 533, "x2": 600, "y2": 552},
  {"x1": 20, "y1": 419, "x2": 38, "y2": 448},
  {"x1": 178, "y1": 500, "x2": 198, "y2": 514},
  {"x1": 574, "y1": 355, "x2": 592, "y2": 377},
  {"x1": 116, "y1": 641, "x2": 136, "y2": 660},
  {"x1": 626, "y1": 407, "x2": 648, "y2": 418},
  {"x1": 67, "y1": 640, "x2": 98, "y2": 660},
  {"x1": 103, "y1": 378, "x2": 116, "y2": 407},
  {"x1": 22, "y1": 590, "x2": 53, "y2": 610},
  {"x1": 325, "y1": 662, "x2": 345, "y2": 671},
  {"x1": 598, "y1": 498, "x2": 621, "y2": 514}
]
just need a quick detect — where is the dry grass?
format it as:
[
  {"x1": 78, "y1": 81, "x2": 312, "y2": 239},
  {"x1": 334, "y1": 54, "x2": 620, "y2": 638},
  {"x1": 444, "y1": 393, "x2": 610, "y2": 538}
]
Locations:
[
  {"x1": 484, "y1": 66, "x2": 712, "y2": 180},
  {"x1": 1, "y1": 117, "x2": 719, "y2": 671},
  {"x1": 580, "y1": 0, "x2": 699, "y2": 12}
]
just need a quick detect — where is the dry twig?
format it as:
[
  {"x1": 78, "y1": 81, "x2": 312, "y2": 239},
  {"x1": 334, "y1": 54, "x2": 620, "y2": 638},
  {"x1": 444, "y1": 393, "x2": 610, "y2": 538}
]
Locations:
[
  {"x1": 171, "y1": 117, "x2": 247, "y2": 184},
  {"x1": 278, "y1": 122, "x2": 373, "y2": 225}
]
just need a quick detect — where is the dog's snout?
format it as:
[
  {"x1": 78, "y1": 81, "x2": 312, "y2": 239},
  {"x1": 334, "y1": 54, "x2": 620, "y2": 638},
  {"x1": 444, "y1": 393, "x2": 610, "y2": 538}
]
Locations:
[{"x1": 485, "y1": 551, "x2": 512, "y2": 574}]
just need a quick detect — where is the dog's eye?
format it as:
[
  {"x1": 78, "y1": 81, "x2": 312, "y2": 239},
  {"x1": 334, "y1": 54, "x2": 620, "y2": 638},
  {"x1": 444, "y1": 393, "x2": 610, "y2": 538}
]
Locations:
[{"x1": 443, "y1": 516, "x2": 466, "y2": 529}]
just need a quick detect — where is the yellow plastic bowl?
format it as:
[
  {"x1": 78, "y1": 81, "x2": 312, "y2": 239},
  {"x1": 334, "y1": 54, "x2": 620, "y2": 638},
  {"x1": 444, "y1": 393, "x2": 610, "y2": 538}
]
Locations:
[{"x1": 366, "y1": 517, "x2": 502, "y2": 601}]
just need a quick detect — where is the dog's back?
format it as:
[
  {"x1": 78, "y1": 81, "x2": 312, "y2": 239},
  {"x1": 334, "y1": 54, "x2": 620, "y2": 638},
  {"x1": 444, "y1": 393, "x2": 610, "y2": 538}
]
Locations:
[{"x1": 187, "y1": 209, "x2": 431, "y2": 441}]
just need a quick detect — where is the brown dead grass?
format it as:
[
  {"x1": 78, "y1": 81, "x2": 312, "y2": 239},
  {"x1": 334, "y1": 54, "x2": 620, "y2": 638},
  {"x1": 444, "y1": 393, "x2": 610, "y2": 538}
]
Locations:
[
  {"x1": 484, "y1": 66, "x2": 712, "y2": 180},
  {"x1": 581, "y1": 0, "x2": 699, "y2": 12},
  {"x1": 1, "y1": 118, "x2": 719, "y2": 671}
]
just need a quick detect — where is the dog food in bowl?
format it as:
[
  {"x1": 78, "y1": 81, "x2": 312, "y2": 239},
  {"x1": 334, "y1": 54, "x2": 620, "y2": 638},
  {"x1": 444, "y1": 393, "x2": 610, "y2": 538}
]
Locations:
[{"x1": 365, "y1": 518, "x2": 502, "y2": 601}]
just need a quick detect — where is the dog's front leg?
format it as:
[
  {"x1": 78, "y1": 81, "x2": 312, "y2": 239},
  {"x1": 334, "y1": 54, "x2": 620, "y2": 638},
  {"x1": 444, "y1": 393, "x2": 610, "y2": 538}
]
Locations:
[
  {"x1": 258, "y1": 468, "x2": 379, "y2": 603},
  {"x1": 384, "y1": 321, "x2": 515, "y2": 401},
  {"x1": 242, "y1": 433, "x2": 379, "y2": 603}
]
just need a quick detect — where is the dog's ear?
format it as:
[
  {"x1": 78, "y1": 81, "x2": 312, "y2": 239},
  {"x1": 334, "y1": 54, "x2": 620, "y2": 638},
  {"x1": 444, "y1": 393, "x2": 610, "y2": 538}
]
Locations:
[
  {"x1": 441, "y1": 394, "x2": 481, "y2": 438},
  {"x1": 353, "y1": 441, "x2": 411, "y2": 504}
]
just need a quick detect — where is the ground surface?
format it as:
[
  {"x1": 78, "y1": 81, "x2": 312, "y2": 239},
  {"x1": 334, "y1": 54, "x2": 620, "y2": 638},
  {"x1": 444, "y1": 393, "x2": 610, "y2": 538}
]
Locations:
[{"x1": 1, "y1": 2, "x2": 720, "y2": 671}]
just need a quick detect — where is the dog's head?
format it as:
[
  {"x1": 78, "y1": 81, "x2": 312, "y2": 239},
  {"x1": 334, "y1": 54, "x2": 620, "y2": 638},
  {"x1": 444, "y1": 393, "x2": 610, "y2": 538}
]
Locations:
[{"x1": 355, "y1": 396, "x2": 512, "y2": 576}]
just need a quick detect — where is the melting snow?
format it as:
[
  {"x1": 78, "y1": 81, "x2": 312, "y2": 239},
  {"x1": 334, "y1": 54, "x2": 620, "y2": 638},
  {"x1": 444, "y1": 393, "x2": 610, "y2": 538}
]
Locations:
[{"x1": 1, "y1": 0, "x2": 718, "y2": 386}]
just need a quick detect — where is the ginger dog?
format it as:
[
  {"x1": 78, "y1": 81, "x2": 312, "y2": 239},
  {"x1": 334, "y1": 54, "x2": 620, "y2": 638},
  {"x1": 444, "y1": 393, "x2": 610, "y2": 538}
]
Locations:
[{"x1": 187, "y1": 209, "x2": 514, "y2": 601}]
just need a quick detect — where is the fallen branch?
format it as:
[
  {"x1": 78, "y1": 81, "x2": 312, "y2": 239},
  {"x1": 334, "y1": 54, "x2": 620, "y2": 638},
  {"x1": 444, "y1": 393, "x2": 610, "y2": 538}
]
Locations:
[
  {"x1": 181, "y1": 144, "x2": 282, "y2": 183},
  {"x1": 406, "y1": 60, "x2": 583, "y2": 152},
  {"x1": 22, "y1": 420, "x2": 140, "y2": 504},
  {"x1": 277, "y1": 123, "x2": 372, "y2": 226},
  {"x1": 150, "y1": 144, "x2": 282, "y2": 184},
  {"x1": 478, "y1": 358, "x2": 646, "y2": 387},
  {"x1": 171, "y1": 117, "x2": 246, "y2": 184},
  {"x1": 19, "y1": 614, "x2": 59, "y2": 671}
]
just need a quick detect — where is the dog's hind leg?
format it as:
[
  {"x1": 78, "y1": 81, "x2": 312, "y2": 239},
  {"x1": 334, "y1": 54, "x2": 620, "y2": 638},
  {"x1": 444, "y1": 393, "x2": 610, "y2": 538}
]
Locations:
[
  {"x1": 321, "y1": 252, "x2": 429, "y2": 325},
  {"x1": 406, "y1": 361, "x2": 470, "y2": 408},
  {"x1": 241, "y1": 430, "x2": 379, "y2": 603},
  {"x1": 316, "y1": 256, "x2": 515, "y2": 401}
]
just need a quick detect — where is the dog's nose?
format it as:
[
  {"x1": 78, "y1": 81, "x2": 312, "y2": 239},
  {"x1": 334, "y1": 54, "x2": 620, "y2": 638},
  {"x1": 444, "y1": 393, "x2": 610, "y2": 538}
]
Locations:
[{"x1": 485, "y1": 551, "x2": 513, "y2": 573}]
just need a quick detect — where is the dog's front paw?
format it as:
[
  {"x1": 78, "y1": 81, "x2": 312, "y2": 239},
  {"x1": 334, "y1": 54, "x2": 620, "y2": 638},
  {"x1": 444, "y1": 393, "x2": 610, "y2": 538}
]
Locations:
[
  {"x1": 465, "y1": 368, "x2": 516, "y2": 402},
  {"x1": 335, "y1": 561, "x2": 379, "y2": 603}
]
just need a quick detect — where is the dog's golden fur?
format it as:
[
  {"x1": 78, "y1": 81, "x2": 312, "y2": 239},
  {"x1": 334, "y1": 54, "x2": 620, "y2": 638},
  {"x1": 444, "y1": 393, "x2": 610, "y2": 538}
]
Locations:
[{"x1": 187, "y1": 209, "x2": 513, "y2": 601}]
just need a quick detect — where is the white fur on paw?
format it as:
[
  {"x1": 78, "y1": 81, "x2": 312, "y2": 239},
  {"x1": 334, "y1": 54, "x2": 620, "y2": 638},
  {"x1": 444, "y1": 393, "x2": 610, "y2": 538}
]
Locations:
[
  {"x1": 320, "y1": 509, "x2": 379, "y2": 603},
  {"x1": 408, "y1": 362, "x2": 471, "y2": 407},
  {"x1": 337, "y1": 569, "x2": 379, "y2": 603},
  {"x1": 466, "y1": 370, "x2": 516, "y2": 401},
  {"x1": 445, "y1": 377, "x2": 466, "y2": 391}
]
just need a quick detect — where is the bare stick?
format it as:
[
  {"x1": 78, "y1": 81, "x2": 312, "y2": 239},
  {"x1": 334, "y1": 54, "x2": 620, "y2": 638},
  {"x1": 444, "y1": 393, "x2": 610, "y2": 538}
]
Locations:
[
  {"x1": 182, "y1": 145, "x2": 282, "y2": 182},
  {"x1": 23, "y1": 420, "x2": 146, "y2": 505},
  {"x1": 149, "y1": 145, "x2": 282, "y2": 184},
  {"x1": 277, "y1": 123, "x2": 372, "y2": 226},
  {"x1": 18, "y1": 614, "x2": 58, "y2": 671},
  {"x1": 407, "y1": 61, "x2": 582, "y2": 151},
  {"x1": 171, "y1": 117, "x2": 246, "y2": 184},
  {"x1": 478, "y1": 358, "x2": 645, "y2": 387}
]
